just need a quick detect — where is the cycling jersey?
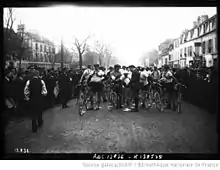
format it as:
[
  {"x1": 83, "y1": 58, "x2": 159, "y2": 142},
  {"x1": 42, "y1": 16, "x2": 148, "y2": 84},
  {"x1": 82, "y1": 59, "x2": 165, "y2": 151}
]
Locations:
[
  {"x1": 119, "y1": 69, "x2": 126, "y2": 75},
  {"x1": 80, "y1": 68, "x2": 93, "y2": 82},
  {"x1": 90, "y1": 70, "x2": 105, "y2": 83},
  {"x1": 152, "y1": 70, "x2": 160, "y2": 80},
  {"x1": 111, "y1": 71, "x2": 122, "y2": 82},
  {"x1": 164, "y1": 70, "x2": 173, "y2": 83},
  {"x1": 121, "y1": 71, "x2": 131, "y2": 87},
  {"x1": 140, "y1": 70, "x2": 151, "y2": 86}
]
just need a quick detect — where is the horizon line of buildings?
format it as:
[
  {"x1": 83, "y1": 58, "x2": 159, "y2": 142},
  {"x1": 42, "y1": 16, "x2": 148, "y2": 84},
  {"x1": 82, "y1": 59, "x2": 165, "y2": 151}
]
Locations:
[
  {"x1": 13, "y1": 24, "x2": 74, "y2": 69},
  {"x1": 157, "y1": 14, "x2": 217, "y2": 68}
]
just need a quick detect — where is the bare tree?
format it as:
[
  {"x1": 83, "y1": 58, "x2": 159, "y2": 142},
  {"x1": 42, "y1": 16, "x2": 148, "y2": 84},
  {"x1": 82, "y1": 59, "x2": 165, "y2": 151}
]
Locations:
[
  {"x1": 4, "y1": 8, "x2": 16, "y2": 61},
  {"x1": 94, "y1": 40, "x2": 105, "y2": 66},
  {"x1": 73, "y1": 36, "x2": 90, "y2": 70},
  {"x1": 94, "y1": 40, "x2": 113, "y2": 68},
  {"x1": 4, "y1": 8, "x2": 16, "y2": 39},
  {"x1": 104, "y1": 47, "x2": 112, "y2": 69}
]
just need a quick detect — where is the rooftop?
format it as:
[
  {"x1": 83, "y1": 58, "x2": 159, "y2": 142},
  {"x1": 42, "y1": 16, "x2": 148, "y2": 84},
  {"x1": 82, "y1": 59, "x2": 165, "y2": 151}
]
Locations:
[{"x1": 173, "y1": 14, "x2": 217, "y2": 42}]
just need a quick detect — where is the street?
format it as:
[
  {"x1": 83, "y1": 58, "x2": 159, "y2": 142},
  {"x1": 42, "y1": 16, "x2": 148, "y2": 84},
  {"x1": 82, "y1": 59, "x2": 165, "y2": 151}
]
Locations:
[{"x1": 5, "y1": 99, "x2": 218, "y2": 153}]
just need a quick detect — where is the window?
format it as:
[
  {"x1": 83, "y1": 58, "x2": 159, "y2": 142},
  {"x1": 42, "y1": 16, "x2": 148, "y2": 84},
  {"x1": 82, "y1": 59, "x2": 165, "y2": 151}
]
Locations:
[
  {"x1": 191, "y1": 29, "x2": 194, "y2": 38},
  {"x1": 202, "y1": 41, "x2": 206, "y2": 54},
  {"x1": 197, "y1": 28, "x2": 200, "y2": 37},
  {"x1": 213, "y1": 18, "x2": 216, "y2": 29},
  {"x1": 44, "y1": 45, "x2": 46, "y2": 52},
  {"x1": 209, "y1": 21, "x2": 212, "y2": 31},
  {"x1": 189, "y1": 46, "x2": 192, "y2": 56},
  {"x1": 184, "y1": 47, "x2": 187, "y2": 56},
  {"x1": 215, "y1": 37, "x2": 217, "y2": 53},
  {"x1": 195, "y1": 46, "x2": 199, "y2": 56},
  {"x1": 180, "y1": 49, "x2": 182, "y2": 57},
  {"x1": 204, "y1": 23, "x2": 208, "y2": 34},
  {"x1": 40, "y1": 44, "x2": 42, "y2": 52},
  {"x1": 165, "y1": 58, "x2": 168, "y2": 65},
  {"x1": 49, "y1": 47, "x2": 51, "y2": 53},
  {"x1": 208, "y1": 39, "x2": 213, "y2": 53},
  {"x1": 35, "y1": 43, "x2": 38, "y2": 50}
]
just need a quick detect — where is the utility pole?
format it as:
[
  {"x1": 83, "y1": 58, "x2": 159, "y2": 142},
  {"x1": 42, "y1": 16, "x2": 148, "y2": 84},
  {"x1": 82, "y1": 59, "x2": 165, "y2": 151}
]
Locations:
[{"x1": 61, "y1": 36, "x2": 64, "y2": 69}]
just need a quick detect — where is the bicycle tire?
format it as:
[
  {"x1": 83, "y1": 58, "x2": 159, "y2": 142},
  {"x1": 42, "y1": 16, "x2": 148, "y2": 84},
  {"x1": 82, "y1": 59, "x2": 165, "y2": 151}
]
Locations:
[
  {"x1": 142, "y1": 91, "x2": 150, "y2": 109},
  {"x1": 154, "y1": 92, "x2": 164, "y2": 112},
  {"x1": 110, "y1": 92, "x2": 118, "y2": 109},
  {"x1": 78, "y1": 91, "x2": 88, "y2": 116}
]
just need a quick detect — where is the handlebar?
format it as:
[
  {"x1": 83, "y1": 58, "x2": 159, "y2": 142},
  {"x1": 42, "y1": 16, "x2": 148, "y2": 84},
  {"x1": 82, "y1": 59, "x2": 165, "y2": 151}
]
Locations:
[{"x1": 175, "y1": 82, "x2": 187, "y2": 89}]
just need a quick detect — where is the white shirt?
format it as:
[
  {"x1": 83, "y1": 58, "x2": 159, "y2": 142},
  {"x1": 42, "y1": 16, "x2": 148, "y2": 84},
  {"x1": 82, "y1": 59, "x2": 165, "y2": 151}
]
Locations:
[
  {"x1": 119, "y1": 69, "x2": 125, "y2": 75},
  {"x1": 165, "y1": 70, "x2": 173, "y2": 83},
  {"x1": 147, "y1": 70, "x2": 152, "y2": 76},
  {"x1": 24, "y1": 79, "x2": 48, "y2": 100},
  {"x1": 127, "y1": 71, "x2": 132, "y2": 79},
  {"x1": 140, "y1": 70, "x2": 150, "y2": 85},
  {"x1": 205, "y1": 54, "x2": 213, "y2": 68},
  {"x1": 121, "y1": 70, "x2": 131, "y2": 85},
  {"x1": 90, "y1": 70, "x2": 105, "y2": 82},
  {"x1": 83, "y1": 68, "x2": 93, "y2": 80}
]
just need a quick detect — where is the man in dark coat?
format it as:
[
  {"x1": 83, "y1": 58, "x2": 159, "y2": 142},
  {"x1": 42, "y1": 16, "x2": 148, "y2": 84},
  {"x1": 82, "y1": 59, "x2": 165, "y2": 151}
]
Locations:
[
  {"x1": 24, "y1": 69, "x2": 47, "y2": 132},
  {"x1": 129, "y1": 65, "x2": 140, "y2": 112},
  {"x1": 4, "y1": 69, "x2": 15, "y2": 124},
  {"x1": 43, "y1": 71, "x2": 56, "y2": 108},
  {"x1": 13, "y1": 71, "x2": 26, "y2": 116},
  {"x1": 58, "y1": 70, "x2": 71, "y2": 109}
]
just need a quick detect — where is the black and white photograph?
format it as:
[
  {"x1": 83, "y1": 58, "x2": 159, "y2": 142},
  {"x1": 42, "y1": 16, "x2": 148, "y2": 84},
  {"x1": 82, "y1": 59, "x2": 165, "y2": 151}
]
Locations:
[{"x1": 3, "y1": 6, "x2": 218, "y2": 154}]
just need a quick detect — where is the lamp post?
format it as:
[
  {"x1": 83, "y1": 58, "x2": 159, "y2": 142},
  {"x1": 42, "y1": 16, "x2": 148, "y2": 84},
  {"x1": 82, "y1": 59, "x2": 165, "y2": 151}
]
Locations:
[
  {"x1": 61, "y1": 36, "x2": 64, "y2": 69},
  {"x1": 19, "y1": 24, "x2": 25, "y2": 70}
]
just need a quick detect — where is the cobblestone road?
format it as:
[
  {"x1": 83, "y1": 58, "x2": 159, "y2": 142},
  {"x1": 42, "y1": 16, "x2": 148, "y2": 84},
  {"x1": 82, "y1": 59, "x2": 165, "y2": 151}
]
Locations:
[{"x1": 5, "y1": 100, "x2": 218, "y2": 153}]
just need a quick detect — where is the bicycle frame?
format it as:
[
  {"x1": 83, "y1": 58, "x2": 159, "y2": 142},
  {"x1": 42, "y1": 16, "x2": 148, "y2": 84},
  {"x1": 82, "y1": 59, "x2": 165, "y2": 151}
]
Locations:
[
  {"x1": 108, "y1": 83, "x2": 120, "y2": 111},
  {"x1": 78, "y1": 83, "x2": 90, "y2": 116}
]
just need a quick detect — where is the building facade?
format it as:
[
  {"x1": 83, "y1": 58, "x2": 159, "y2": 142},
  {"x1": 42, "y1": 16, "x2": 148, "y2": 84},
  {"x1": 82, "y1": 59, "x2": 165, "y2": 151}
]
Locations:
[
  {"x1": 170, "y1": 14, "x2": 217, "y2": 68},
  {"x1": 17, "y1": 24, "x2": 56, "y2": 63},
  {"x1": 158, "y1": 39, "x2": 174, "y2": 67}
]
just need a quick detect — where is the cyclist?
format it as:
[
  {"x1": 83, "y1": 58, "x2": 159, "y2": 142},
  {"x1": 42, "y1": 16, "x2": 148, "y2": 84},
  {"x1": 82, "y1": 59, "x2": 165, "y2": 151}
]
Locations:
[
  {"x1": 120, "y1": 66, "x2": 126, "y2": 75},
  {"x1": 160, "y1": 65, "x2": 175, "y2": 110},
  {"x1": 129, "y1": 65, "x2": 141, "y2": 112},
  {"x1": 121, "y1": 69, "x2": 131, "y2": 107},
  {"x1": 140, "y1": 67, "x2": 152, "y2": 108},
  {"x1": 107, "y1": 66, "x2": 114, "y2": 78},
  {"x1": 152, "y1": 66, "x2": 160, "y2": 81},
  {"x1": 79, "y1": 65, "x2": 94, "y2": 85},
  {"x1": 110, "y1": 64, "x2": 123, "y2": 109},
  {"x1": 99, "y1": 66, "x2": 108, "y2": 102},
  {"x1": 88, "y1": 64, "x2": 105, "y2": 110}
]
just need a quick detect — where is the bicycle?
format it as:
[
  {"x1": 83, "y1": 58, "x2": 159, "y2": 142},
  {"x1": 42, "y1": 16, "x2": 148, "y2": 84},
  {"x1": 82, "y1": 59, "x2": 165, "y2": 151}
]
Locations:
[
  {"x1": 174, "y1": 82, "x2": 187, "y2": 113},
  {"x1": 77, "y1": 82, "x2": 90, "y2": 116},
  {"x1": 147, "y1": 80, "x2": 164, "y2": 112},
  {"x1": 107, "y1": 82, "x2": 121, "y2": 111},
  {"x1": 139, "y1": 86, "x2": 150, "y2": 109}
]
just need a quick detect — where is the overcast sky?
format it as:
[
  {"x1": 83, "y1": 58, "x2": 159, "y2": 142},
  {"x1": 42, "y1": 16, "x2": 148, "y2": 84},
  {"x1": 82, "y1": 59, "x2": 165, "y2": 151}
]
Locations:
[{"x1": 4, "y1": 6, "x2": 217, "y2": 65}]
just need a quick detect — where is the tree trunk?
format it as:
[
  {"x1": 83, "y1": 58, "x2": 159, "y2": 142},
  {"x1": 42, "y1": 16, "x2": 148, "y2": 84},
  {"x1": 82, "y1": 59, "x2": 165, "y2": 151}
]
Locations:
[
  {"x1": 99, "y1": 55, "x2": 102, "y2": 66},
  {"x1": 79, "y1": 53, "x2": 82, "y2": 70}
]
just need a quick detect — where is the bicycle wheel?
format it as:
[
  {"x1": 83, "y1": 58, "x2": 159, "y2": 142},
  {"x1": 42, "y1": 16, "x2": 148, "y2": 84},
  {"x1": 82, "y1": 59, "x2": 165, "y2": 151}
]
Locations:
[
  {"x1": 141, "y1": 92, "x2": 148, "y2": 109},
  {"x1": 78, "y1": 92, "x2": 87, "y2": 116},
  {"x1": 110, "y1": 92, "x2": 117, "y2": 109},
  {"x1": 154, "y1": 91, "x2": 164, "y2": 112}
]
